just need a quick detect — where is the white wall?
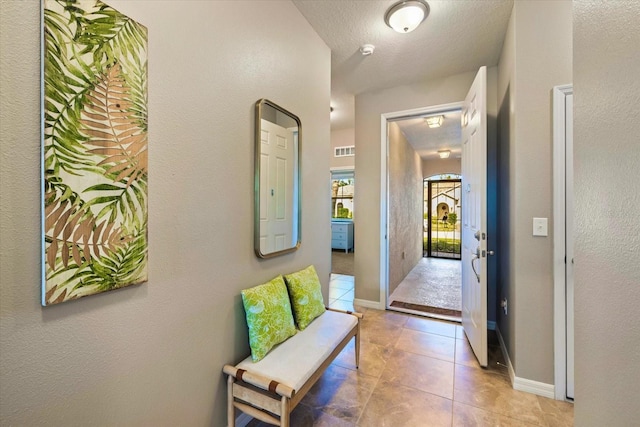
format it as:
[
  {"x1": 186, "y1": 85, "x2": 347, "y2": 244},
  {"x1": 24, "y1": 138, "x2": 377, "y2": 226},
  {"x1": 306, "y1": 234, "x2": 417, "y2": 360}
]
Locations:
[
  {"x1": 387, "y1": 122, "x2": 423, "y2": 295},
  {"x1": 422, "y1": 157, "x2": 461, "y2": 178},
  {"x1": 573, "y1": 1, "x2": 640, "y2": 424},
  {"x1": 0, "y1": 1, "x2": 330, "y2": 426},
  {"x1": 496, "y1": 0, "x2": 572, "y2": 386},
  {"x1": 497, "y1": 1, "x2": 517, "y2": 369}
]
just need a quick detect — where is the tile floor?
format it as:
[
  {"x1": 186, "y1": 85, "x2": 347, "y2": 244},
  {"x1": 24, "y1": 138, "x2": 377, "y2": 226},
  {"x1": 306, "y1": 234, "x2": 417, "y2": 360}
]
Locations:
[
  {"x1": 247, "y1": 274, "x2": 574, "y2": 426},
  {"x1": 328, "y1": 273, "x2": 357, "y2": 312}
]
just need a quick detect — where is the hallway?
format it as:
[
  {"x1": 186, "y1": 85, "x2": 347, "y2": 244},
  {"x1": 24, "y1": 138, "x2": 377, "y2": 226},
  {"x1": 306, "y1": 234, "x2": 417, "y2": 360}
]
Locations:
[{"x1": 389, "y1": 258, "x2": 462, "y2": 319}]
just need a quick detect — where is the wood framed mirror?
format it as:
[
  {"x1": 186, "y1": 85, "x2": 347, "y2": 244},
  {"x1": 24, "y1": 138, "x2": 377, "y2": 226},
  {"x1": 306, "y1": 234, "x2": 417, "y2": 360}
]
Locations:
[{"x1": 254, "y1": 99, "x2": 301, "y2": 258}]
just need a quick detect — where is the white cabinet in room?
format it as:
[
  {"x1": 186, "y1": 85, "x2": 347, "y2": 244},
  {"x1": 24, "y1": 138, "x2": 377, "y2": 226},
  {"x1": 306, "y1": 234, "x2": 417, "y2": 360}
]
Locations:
[{"x1": 331, "y1": 221, "x2": 354, "y2": 253}]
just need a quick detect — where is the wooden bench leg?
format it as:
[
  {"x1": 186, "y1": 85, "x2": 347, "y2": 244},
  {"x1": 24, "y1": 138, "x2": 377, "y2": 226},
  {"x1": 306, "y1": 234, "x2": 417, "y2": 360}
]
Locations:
[
  {"x1": 280, "y1": 395, "x2": 290, "y2": 427},
  {"x1": 227, "y1": 375, "x2": 235, "y2": 427},
  {"x1": 355, "y1": 323, "x2": 361, "y2": 369}
]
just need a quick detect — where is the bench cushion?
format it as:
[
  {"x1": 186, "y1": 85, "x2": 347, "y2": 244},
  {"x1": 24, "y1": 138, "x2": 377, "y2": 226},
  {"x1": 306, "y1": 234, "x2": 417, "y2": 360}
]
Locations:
[{"x1": 235, "y1": 310, "x2": 357, "y2": 393}]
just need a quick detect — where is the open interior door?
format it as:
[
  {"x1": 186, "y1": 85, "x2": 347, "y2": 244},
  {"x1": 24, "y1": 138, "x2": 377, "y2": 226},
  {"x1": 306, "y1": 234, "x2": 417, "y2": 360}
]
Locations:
[{"x1": 461, "y1": 66, "x2": 488, "y2": 367}]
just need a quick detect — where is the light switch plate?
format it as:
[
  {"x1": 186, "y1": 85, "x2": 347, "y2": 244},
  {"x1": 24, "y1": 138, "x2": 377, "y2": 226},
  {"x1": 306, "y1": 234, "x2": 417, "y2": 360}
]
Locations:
[{"x1": 533, "y1": 217, "x2": 548, "y2": 236}]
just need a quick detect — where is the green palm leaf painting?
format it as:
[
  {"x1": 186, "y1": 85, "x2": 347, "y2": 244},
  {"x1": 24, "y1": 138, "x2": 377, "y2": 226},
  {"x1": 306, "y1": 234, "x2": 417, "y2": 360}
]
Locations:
[{"x1": 42, "y1": 0, "x2": 148, "y2": 306}]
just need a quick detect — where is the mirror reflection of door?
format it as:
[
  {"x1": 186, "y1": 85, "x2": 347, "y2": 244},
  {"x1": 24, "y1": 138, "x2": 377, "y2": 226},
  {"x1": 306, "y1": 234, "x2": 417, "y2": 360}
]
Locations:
[
  {"x1": 254, "y1": 99, "x2": 300, "y2": 259},
  {"x1": 259, "y1": 119, "x2": 296, "y2": 254}
]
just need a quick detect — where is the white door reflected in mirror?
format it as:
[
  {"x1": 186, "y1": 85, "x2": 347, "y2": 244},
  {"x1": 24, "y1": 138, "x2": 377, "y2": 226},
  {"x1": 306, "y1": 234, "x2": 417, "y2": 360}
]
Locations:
[{"x1": 254, "y1": 99, "x2": 301, "y2": 258}]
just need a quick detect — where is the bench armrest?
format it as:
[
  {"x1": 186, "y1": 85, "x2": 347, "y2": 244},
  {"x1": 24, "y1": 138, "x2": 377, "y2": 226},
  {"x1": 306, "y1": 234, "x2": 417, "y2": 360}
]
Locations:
[{"x1": 223, "y1": 364, "x2": 295, "y2": 399}]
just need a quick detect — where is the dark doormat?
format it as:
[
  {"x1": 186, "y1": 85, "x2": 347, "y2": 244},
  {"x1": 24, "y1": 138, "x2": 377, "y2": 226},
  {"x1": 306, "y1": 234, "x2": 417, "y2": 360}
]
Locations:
[{"x1": 390, "y1": 300, "x2": 462, "y2": 318}]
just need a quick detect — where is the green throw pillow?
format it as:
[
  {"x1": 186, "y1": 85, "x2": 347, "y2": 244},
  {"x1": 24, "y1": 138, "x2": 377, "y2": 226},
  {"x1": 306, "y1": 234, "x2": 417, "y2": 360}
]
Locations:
[
  {"x1": 284, "y1": 265, "x2": 326, "y2": 330},
  {"x1": 241, "y1": 275, "x2": 297, "y2": 362}
]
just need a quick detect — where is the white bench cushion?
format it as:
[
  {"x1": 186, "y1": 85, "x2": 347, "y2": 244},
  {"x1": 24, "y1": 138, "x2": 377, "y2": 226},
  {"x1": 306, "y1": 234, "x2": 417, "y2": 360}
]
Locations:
[{"x1": 235, "y1": 310, "x2": 357, "y2": 393}]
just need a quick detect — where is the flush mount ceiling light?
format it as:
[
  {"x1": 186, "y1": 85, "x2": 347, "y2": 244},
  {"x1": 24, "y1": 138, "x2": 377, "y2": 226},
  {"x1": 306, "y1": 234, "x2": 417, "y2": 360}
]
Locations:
[
  {"x1": 384, "y1": 0, "x2": 430, "y2": 33},
  {"x1": 425, "y1": 115, "x2": 444, "y2": 128},
  {"x1": 438, "y1": 150, "x2": 451, "y2": 159}
]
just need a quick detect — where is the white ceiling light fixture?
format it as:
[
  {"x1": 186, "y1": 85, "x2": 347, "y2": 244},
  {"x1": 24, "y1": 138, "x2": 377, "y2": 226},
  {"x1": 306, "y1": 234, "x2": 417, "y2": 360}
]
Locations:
[
  {"x1": 438, "y1": 150, "x2": 451, "y2": 159},
  {"x1": 384, "y1": 0, "x2": 430, "y2": 34},
  {"x1": 425, "y1": 115, "x2": 444, "y2": 128}
]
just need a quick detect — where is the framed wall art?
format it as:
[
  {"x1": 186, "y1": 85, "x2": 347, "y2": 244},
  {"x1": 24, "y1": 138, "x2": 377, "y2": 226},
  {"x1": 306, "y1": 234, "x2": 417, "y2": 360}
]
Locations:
[{"x1": 42, "y1": 0, "x2": 148, "y2": 305}]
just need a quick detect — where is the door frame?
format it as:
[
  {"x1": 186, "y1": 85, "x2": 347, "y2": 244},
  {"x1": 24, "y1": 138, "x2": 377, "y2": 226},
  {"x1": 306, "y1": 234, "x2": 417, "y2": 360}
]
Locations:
[
  {"x1": 552, "y1": 84, "x2": 573, "y2": 401},
  {"x1": 379, "y1": 102, "x2": 464, "y2": 308}
]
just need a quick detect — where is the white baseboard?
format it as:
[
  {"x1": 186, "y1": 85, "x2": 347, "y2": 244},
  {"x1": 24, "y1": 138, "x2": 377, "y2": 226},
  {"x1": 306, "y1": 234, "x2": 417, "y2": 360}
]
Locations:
[
  {"x1": 513, "y1": 376, "x2": 555, "y2": 399},
  {"x1": 234, "y1": 412, "x2": 252, "y2": 427},
  {"x1": 353, "y1": 298, "x2": 384, "y2": 310},
  {"x1": 495, "y1": 325, "x2": 516, "y2": 384},
  {"x1": 495, "y1": 325, "x2": 555, "y2": 399}
]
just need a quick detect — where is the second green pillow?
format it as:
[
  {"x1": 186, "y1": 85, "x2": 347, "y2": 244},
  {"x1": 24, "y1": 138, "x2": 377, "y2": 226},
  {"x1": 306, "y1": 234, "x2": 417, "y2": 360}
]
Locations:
[{"x1": 284, "y1": 265, "x2": 326, "y2": 330}]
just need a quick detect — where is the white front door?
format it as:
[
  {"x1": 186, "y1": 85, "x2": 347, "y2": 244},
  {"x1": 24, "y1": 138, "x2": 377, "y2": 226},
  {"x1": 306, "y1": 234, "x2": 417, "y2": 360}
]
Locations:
[
  {"x1": 461, "y1": 66, "x2": 488, "y2": 367},
  {"x1": 259, "y1": 119, "x2": 294, "y2": 254}
]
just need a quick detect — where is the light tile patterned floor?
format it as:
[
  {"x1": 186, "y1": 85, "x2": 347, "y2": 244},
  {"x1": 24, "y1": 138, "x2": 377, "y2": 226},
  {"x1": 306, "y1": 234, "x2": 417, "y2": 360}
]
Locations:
[{"x1": 247, "y1": 275, "x2": 574, "y2": 426}]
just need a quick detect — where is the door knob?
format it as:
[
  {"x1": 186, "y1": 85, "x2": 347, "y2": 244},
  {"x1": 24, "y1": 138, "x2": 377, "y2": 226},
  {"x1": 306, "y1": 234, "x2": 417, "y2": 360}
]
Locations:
[{"x1": 487, "y1": 250, "x2": 495, "y2": 256}]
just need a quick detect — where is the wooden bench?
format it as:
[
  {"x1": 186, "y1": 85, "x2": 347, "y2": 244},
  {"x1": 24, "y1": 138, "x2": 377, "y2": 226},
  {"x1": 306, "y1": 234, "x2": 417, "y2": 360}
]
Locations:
[{"x1": 223, "y1": 307, "x2": 362, "y2": 426}]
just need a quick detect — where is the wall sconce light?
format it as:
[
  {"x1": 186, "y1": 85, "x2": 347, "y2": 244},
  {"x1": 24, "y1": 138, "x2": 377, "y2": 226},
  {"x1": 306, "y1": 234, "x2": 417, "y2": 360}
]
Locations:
[
  {"x1": 438, "y1": 150, "x2": 451, "y2": 159},
  {"x1": 384, "y1": 0, "x2": 430, "y2": 34},
  {"x1": 425, "y1": 115, "x2": 444, "y2": 128}
]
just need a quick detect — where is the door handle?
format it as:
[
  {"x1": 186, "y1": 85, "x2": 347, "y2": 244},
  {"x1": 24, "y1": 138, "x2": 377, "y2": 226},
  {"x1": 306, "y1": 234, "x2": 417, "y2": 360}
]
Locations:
[{"x1": 471, "y1": 246, "x2": 481, "y2": 283}]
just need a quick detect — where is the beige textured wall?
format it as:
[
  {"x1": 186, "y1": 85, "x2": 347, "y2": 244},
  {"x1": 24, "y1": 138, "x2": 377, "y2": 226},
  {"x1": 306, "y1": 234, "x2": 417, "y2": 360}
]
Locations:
[
  {"x1": 387, "y1": 122, "x2": 423, "y2": 296},
  {"x1": 573, "y1": 1, "x2": 640, "y2": 424},
  {"x1": 497, "y1": 2, "x2": 517, "y2": 369},
  {"x1": 330, "y1": 127, "x2": 355, "y2": 169},
  {"x1": 422, "y1": 157, "x2": 461, "y2": 178},
  {"x1": 496, "y1": 0, "x2": 572, "y2": 384},
  {"x1": 353, "y1": 67, "x2": 498, "y2": 303},
  {"x1": 0, "y1": 1, "x2": 330, "y2": 425}
]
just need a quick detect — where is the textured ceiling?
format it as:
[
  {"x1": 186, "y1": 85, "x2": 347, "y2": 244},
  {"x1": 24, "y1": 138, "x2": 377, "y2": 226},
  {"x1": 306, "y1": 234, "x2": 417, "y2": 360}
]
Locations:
[
  {"x1": 394, "y1": 110, "x2": 462, "y2": 160},
  {"x1": 293, "y1": 0, "x2": 513, "y2": 137}
]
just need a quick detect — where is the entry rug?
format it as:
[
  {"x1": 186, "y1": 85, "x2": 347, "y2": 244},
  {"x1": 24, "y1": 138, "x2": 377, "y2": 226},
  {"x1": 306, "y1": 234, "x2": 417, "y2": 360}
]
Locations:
[{"x1": 390, "y1": 300, "x2": 461, "y2": 318}]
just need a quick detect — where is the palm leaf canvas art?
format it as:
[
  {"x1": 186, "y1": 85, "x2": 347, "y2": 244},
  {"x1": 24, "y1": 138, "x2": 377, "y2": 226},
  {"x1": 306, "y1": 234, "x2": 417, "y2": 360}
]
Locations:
[{"x1": 42, "y1": 0, "x2": 148, "y2": 305}]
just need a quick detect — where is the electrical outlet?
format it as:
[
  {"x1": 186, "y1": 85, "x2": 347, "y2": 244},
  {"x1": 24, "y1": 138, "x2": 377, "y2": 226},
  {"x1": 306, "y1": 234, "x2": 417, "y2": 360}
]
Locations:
[{"x1": 501, "y1": 298, "x2": 508, "y2": 315}]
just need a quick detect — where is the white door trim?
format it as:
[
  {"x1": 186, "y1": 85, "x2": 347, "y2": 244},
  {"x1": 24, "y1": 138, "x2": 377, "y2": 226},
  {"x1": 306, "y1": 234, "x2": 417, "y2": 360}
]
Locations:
[
  {"x1": 552, "y1": 84, "x2": 573, "y2": 401},
  {"x1": 379, "y1": 102, "x2": 464, "y2": 309}
]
